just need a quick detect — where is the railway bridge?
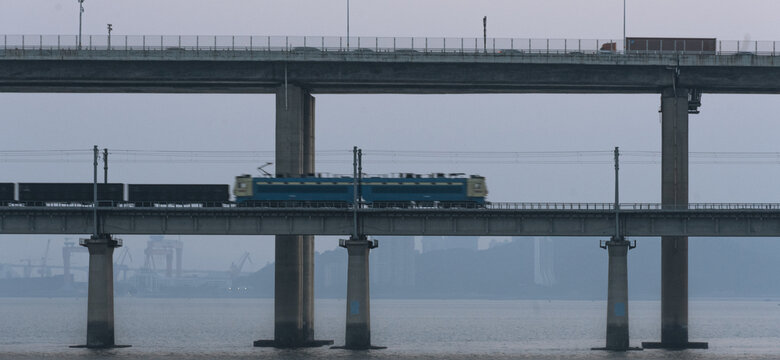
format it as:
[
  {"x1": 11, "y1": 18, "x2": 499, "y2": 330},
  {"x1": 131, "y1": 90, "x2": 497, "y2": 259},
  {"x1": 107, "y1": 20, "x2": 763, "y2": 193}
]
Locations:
[
  {"x1": 3, "y1": 202, "x2": 780, "y2": 237},
  {"x1": 3, "y1": 34, "x2": 780, "y2": 349}
]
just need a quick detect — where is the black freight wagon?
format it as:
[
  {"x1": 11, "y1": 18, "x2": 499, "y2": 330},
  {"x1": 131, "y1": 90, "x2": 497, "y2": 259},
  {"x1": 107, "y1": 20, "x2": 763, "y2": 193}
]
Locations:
[
  {"x1": 128, "y1": 184, "x2": 229, "y2": 207},
  {"x1": 0, "y1": 183, "x2": 14, "y2": 205},
  {"x1": 18, "y1": 183, "x2": 124, "y2": 205}
]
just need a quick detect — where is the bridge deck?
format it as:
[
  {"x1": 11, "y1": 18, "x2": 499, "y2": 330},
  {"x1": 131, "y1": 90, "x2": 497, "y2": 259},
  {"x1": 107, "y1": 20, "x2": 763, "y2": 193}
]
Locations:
[
  {"x1": 2, "y1": 204, "x2": 779, "y2": 237},
  {"x1": 2, "y1": 35, "x2": 780, "y2": 94}
]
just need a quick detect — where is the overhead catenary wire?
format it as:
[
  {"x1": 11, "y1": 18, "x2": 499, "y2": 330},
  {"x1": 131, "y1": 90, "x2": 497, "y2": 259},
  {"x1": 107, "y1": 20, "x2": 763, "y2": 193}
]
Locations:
[{"x1": 3, "y1": 149, "x2": 780, "y2": 166}]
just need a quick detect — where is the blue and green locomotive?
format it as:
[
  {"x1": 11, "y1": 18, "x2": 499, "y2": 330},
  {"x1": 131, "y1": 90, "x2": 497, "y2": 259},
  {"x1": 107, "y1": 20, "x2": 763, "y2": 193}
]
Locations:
[{"x1": 233, "y1": 173, "x2": 488, "y2": 207}]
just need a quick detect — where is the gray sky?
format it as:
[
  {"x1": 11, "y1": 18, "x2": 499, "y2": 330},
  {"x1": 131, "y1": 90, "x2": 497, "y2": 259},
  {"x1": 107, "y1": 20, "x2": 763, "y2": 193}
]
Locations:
[{"x1": 1, "y1": 1, "x2": 780, "y2": 271}]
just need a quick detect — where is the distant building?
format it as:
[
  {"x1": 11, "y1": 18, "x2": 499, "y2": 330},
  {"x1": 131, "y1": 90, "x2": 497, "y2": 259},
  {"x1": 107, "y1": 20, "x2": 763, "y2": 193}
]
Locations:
[
  {"x1": 322, "y1": 260, "x2": 346, "y2": 289},
  {"x1": 421, "y1": 236, "x2": 479, "y2": 253},
  {"x1": 533, "y1": 237, "x2": 556, "y2": 286},
  {"x1": 371, "y1": 236, "x2": 416, "y2": 289}
]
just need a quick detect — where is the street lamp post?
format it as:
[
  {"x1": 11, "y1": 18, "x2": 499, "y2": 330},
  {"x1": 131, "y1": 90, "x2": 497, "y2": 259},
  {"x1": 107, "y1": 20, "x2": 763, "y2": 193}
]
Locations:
[
  {"x1": 78, "y1": 0, "x2": 85, "y2": 50},
  {"x1": 623, "y1": 0, "x2": 626, "y2": 52},
  {"x1": 346, "y1": 0, "x2": 350, "y2": 49},
  {"x1": 107, "y1": 24, "x2": 112, "y2": 50},
  {"x1": 483, "y1": 16, "x2": 487, "y2": 54}
]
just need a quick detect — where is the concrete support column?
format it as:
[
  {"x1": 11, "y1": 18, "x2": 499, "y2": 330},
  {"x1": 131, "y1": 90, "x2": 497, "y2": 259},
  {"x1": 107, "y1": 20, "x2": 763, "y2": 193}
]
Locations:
[
  {"x1": 71, "y1": 234, "x2": 128, "y2": 349},
  {"x1": 593, "y1": 237, "x2": 639, "y2": 351},
  {"x1": 335, "y1": 236, "x2": 384, "y2": 350},
  {"x1": 643, "y1": 88, "x2": 707, "y2": 349},
  {"x1": 301, "y1": 91, "x2": 316, "y2": 343},
  {"x1": 255, "y1": 84, "x2": 332, "y2": 348}
]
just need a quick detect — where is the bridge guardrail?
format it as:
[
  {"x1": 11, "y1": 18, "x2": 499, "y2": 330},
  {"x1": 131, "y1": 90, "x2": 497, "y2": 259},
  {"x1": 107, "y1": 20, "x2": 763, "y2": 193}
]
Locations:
[
  {"x1": 2, "y1": 35, "x2": 778, "y2": 57},
  {"x1": 4, "y1": 201, "x2": 780, "y2": 211}
]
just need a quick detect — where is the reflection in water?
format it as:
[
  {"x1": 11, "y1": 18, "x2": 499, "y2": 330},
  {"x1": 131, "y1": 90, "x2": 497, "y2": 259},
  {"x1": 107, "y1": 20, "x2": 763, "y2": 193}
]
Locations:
[{"x1": 0, "y1": 298, "x2": 779, "y2": 359}]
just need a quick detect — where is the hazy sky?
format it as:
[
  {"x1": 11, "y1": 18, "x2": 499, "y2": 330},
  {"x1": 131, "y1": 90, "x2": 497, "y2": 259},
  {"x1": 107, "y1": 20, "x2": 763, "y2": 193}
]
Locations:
[{"x1": 1, "y1": 1, "x2": 780, "y2": 272}]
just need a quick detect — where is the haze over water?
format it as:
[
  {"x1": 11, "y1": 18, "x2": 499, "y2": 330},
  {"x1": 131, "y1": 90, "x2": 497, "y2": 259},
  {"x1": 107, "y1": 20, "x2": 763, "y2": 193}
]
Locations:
[{"x1": 2, "y1": 298, "x2": 779, "y2": 359}]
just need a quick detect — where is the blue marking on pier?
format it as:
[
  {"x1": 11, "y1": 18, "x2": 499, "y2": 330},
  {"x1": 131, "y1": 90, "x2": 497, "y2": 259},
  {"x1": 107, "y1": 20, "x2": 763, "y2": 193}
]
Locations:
[
  {"x1": 350, "y1": 301, "x2": 360, "y2": 315},
  {"x1": 614, "y1": 302, "x2": 626, "y2": 317}
]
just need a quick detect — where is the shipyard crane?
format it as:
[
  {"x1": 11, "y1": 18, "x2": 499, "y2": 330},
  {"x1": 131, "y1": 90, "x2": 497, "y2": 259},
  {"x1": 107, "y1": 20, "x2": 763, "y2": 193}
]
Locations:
[
  {"x1": 37, "y1": 239, "x2": 52, "y2": 277},
  {"x1": 230, "y1": 252, "x2": 252, "y2": 278},
  {"x1": 114, "y1": 247, "x2": 132, "y2": 281}
]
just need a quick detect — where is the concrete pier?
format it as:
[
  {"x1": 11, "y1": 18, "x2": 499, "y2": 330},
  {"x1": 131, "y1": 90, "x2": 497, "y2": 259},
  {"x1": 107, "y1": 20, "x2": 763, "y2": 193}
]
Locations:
[
  {"x1": 593, "y1": 237, "x2": 640, "y2": 351},
  {"x1": 71, "y1": 234, "x2": 129, "y2": 349},
  {"x1": 255, "y1": 84, "x2": 332, "y2": 348},
  {"x1": 334, "y1": 236, "x2": 385, "y2": 350},
  {"x1": 643, "y1": 88, "x2": 707, "y2": 350}
]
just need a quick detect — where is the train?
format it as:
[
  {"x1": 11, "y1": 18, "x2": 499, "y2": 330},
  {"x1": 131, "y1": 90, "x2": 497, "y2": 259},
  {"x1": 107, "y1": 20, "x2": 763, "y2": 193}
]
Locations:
[
  {"x1": 233, "y1": 173, "x2": 488, "y2": 207},
  {"x1": 0, "y1": 173, "x2": 488, "y2": 208}
]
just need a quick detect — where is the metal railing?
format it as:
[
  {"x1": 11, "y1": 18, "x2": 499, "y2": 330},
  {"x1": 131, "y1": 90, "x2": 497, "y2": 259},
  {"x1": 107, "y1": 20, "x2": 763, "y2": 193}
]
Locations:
[
  {"x1": 1, "y1": 35, "x2": 778, "y2": 56},
  {"x1": 4, "y1": 201, "x2": 780, "y2": 211}
]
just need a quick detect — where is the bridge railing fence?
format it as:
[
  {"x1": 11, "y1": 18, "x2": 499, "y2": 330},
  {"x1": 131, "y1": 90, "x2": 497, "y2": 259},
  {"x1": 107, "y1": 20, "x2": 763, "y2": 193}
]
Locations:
[
  {"x1": 3, "y1": 35, "x2": 780, "y2": 57},
  {"x1": 5, "y1": 201, "x2": 780, "y2": 210}
]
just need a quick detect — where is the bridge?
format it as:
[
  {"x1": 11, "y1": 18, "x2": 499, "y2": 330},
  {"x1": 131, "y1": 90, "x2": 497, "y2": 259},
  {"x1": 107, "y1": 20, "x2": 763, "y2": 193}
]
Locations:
[
  {"x1": 1, "y1": 35, "x2": 780, "y2": 93},
  {"x1": 3, "y1": 33, "x2": 780, "y2": 350},
  {"x1": 2, "y1": 203, "x2": 780, "y2": 237}
]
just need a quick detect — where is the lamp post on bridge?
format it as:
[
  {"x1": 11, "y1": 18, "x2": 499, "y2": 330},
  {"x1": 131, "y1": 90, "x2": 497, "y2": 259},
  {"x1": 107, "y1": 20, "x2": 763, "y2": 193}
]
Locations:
[
  {"x1": 77, "y1": 0, "x2": 85, "y2": 50},
  {"x1": 483, "y1": 16, "x2": 487, "y2": 54}
]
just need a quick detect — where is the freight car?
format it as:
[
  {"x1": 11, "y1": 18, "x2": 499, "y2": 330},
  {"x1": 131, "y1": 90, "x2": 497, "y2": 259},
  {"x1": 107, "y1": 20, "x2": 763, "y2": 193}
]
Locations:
[
  {"x1": 0, "y1": 183, "x2": 230, "y2": 207},
  {"x1": 233, "y1": 174, "x2": 488, "y2": 207},
  {"x1": 0, "y1": 183, "x2": 14, "y2": 206},
  {"x1": 18, "y1": 183, "x2": 123, "y2": 206},
  {"x1": 128, "y1": 184, "x2": 229, "y2": 207}
]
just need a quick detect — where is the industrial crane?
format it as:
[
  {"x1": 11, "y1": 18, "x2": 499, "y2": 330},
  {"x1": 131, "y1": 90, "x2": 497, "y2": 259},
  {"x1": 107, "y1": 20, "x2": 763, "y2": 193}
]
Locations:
[
  {"x1": 230, "y1": 252, "x2": 252, "y2": 278},
  {"x1": 37, "y1": 239, "x2": 52, "y2": 277}
]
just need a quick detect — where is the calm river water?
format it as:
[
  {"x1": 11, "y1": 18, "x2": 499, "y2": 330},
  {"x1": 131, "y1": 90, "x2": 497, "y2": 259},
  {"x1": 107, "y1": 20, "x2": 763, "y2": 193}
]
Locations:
[{"x1": 1, "y1": 297, "x2": 779, "y2": 359}]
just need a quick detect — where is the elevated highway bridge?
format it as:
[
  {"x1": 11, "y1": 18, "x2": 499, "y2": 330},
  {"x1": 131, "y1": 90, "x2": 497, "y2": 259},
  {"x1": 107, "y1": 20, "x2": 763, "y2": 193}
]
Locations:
[{"x1": 1, "y1": 35, "x2": 780, "y2": 94}]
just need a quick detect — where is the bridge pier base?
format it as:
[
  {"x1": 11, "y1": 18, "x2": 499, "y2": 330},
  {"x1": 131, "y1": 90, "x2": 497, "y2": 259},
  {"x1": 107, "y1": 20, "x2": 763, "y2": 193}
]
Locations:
[
  {"x1": 333, "y1": 236, "x2": 385, "y2": 350},
  {"x1": 593, "y1": 237, "x2": 640, "y2": 351},
  {"x1": 70, "y1": 234, "x2": 129, "y2": 349},
  {"x1": 642, "y1": 88, "x2": 707, "y2": 350},
  {"x1": 255, "y1": 84, "x2": 332, "y2": 348}
]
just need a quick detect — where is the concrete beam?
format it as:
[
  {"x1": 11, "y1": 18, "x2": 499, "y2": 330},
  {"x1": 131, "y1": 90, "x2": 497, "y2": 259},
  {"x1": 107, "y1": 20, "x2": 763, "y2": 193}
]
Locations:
[
  {"x1": 3, "y1": 58, "x2": 780, "y2": 94},
  {"x1": 3, "y1": 207, "x2": 780, "y2": 236}
]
